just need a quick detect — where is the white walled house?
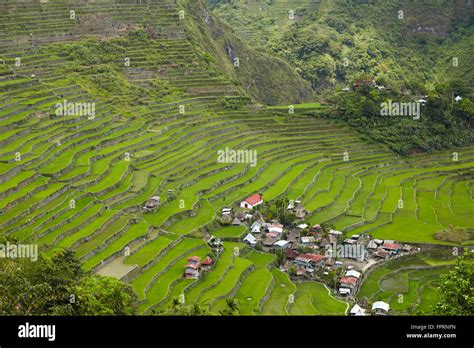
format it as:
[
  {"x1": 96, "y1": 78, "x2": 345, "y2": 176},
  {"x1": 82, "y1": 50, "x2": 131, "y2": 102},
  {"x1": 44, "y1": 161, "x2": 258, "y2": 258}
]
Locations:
[{"x1": 240, "y1": 193, "x2": 263, "y2": 209}]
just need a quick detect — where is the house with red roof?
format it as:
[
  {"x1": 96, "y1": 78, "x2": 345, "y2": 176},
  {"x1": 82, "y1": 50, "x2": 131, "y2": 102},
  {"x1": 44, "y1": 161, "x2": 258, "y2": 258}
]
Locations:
[
  {"x1": 294, "y1": 253, "x2": 327, "y2": 268},
  {"x1": 240, "y1": 193, "x2": 263, "y2": 209},
  {"x1": 340, "y1": 276, "x2": 358, "y2": 289},
  {"x1": 201, "y1": 256, "x2": 213, "y2": 270},
  {"x1": 184, "y1": 263, "x2": 200, "y2": 279},
  {"x1": 187, "y1": 256, "x2": 201, "y2": 265},
  {"x1": 382, "y1": 242, "x2": 402, "y2": 254},
  {"x1": 375, "y1": 250, "x2": 390, "y2": 259},
  {"x1": 184, "y1": 256, "x2": 202, "y2": 279}
]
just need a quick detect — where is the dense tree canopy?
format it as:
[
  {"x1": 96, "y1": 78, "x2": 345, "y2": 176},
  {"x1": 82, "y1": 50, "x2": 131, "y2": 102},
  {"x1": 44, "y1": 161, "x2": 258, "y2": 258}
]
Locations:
[
  {"x1": 0, "y1": 248, "x2": 138, "y2": 315},
  {"x1": 431, "y1": 251, "x2": 474, "y2": 316}
]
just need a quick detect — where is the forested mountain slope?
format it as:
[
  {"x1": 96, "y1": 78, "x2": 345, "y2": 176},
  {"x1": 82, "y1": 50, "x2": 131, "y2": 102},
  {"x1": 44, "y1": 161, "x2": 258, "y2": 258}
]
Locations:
[
  {"x1": 208, "y1": 0, "x2": 474, "y2": 154},
  {"x1": 208, "y1": 0, "x2": 473, "y2": 94}
]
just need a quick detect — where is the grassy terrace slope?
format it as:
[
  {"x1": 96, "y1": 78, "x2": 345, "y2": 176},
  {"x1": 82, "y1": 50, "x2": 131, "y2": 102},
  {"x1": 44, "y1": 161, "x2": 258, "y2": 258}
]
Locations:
[
  {"x1": 357, "y1": 254, "x2": 467, "y2": 315},
  {"x1": 0, "y1": 0, "x2": 473, "y2": 315}
]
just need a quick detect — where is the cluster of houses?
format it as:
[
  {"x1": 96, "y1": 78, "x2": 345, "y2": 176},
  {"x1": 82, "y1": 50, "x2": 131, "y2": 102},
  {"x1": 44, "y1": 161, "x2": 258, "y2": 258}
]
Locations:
[
  {"x1": 183, "y1": 233, "x2": 227, "y2": 279},
  {"x1": 184, "y1": 255, "x2": 213, "y2": 279},
  {"x1": 233, "y1": 194, "x2": 416, "y2": 269},
  {"x1": 212, "y1": 193, "x2": 418, "y2": 315},
  {"x1": 349, "y1": 301, "x2": 390, "y2": 316},
  {"x1": 341, "y1": 78, "x2": 387, "y2": 92}
]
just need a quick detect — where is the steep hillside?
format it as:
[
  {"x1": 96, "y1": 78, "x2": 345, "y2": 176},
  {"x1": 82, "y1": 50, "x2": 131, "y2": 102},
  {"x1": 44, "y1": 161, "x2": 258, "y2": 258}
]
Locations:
[
  {"x1": 0, "y1": 0, "x2": 313, "y2": 106},
  {"x1": 208, "y1": 0, "x2": 474, "y2": 155},
  {"x1": 180, "y1": 0, "x2": 315, "y2": 105},
  {"x1": 209, "y1": 0, "x2": 474, "y2": 94},
  {"x1": 0, "y1": 0, "x2": 473, "y2": 317}
]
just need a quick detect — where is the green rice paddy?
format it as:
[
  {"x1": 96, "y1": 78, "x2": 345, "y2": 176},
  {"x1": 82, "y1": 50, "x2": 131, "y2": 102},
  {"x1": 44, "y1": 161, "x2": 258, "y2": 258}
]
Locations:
[{"x1": 0, "y1": 0, "x2": 472, "y2": 316}]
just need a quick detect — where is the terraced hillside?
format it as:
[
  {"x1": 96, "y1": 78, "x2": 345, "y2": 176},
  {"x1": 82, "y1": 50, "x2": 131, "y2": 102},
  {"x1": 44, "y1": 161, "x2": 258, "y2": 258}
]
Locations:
[
  {"x1": 208, "y1": 0, "x2": 322, "y2": 46},
  {"x1": 0, "y1": 0, "x2": 473, "y2": 316},
  {"x1": 357, "y1": 254, "x2": 459, "y2": 315}
]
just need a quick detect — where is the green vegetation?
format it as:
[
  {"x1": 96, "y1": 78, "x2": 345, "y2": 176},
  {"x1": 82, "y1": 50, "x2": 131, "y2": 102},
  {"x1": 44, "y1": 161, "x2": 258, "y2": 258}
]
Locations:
[
  {"x1": 0, "y1": 249, "x2": 137, "y2": 315},
  {"x1": 209, "y1": 0, "x2": 474, "y2": 154},
  {"x1": 290, "y1": 282, "x2": 348, "y2": 315},
  {"x1": 430, "y1": 251, "x2": 474, "y2": 316},
  {"x1": 0, "y1": 0, "x2": 472, "y2": 317},
  {"x1": 358, "y1": 254, "x2": 458, "y2": 315}
]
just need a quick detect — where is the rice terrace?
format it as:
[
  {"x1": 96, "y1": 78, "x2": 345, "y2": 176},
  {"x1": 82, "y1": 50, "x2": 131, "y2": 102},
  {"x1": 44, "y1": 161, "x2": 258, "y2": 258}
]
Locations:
[{"x1": 0, "y1": 0, "x2": 473, "y2": 319}]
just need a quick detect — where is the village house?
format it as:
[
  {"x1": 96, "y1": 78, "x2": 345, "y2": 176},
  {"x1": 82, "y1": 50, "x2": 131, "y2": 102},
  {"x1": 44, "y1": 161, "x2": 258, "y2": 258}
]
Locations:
[
  {"x1": 222, "y1": 207, "x2": 232, "y2": 215},
  {"x1": 382, "y1": 242, "x2": 402, "y2": 254},
  {"x1": 265, "y1": 231, "x2": 280, "y2": 239},
  {"x1": 201, "y1": 256, "x2": 213, "y2": 270},
  {"x1": 290, "y1": 240, "x2": 301, "y2": 251},
  {"x1": 345, "y1": 270, "x2": 361, "y2": 279},
  {"x1": 372, "y1": 301, "x2": 390, "y2": 315},
  {"x1": 273, "y1": 240, "x2": 291, "y2": 251},
  {"x1": 240, "y1": 193, "x2": 263, "y2": 209},
  {"x1": 262, "y1": 237, "x2": 278, "y2": 248},
  {"x1": 343, "y1": 238, "x2": 357, "y2": 246},
  {"x1": 354, "y1": 78, "x2": 376, "y2": 88},
  {"x1": 232, "y1": 217, "x2": 242, "y2": 226},
  {"x1": 243, "y1": 233, "x2": 257, "y2": 247},
  {"x1": 268, "y1": 222, "x2": 283, "y2": 234},
  {"x1": 367, "y1": 240, "x2": 378, "y2": 250},
  {"x1": 350, "y1": 304, "x2": 367, "y2": 316},
  {"x1": 373, "y1": 239, "x2": 383, "y2": 245},
  {"x1": 184, "y1": 256, "x2": 201, "y2": 279},
  {"x1": 301, "y1": 236, "x2": 317, "y2": 249},
  {"x1": 143, "y1": 196, "x2": 160, "y2": 211},
  {"x1": 207, "y1": 236, "x2": 223, "y2": 253},
  {"x1": 250, "y1": 221, "x2": 262, "y2": 233},
  {"x1": 339, "y1": 239, "x2": 368, "y2": 261},
  {"x1": 294, "y1": 253, "x2": 327, "y2": 269},
  {"x1": 339, "y1": 276, "x2": 358, "y2": 291},
  {"x1": 375, "y1": 249, "x2": 390, "y2": 259},
  {"x1": 339, "y1": 288, "x2": 351, "y2": 296}
]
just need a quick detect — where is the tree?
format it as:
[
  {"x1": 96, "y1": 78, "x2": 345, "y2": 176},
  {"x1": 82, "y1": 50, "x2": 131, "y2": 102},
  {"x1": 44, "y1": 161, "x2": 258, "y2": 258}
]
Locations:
[
  {"x1": 431, "y1": 251, "x2": 473, "y2": 316},
  {"x1": 71, "y1": 276, "x2": 137, "y2": 315},
  {"x1": 160, "y1": 301, "x2": 208, "y2": 316},
  {"x1": 275, "y1": 250, "x2": 285, "y2": 266},
  {"x1": 219, "y1": 298, "x2": 239, "y2": 316},
  {"x1": 0, "y1": 248, "x2": 138, "y2": 316}
]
